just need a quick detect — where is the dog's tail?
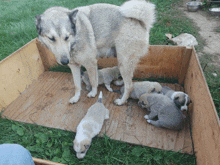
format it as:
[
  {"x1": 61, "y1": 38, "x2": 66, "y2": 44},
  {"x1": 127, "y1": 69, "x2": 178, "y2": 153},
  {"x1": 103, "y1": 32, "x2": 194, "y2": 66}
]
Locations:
[
  {"x1": 120, "y1": 0, "x2": 156, "y2": 30},
  {"x1": 97, "y1": 91, "x2": 103, "y2": 103}
]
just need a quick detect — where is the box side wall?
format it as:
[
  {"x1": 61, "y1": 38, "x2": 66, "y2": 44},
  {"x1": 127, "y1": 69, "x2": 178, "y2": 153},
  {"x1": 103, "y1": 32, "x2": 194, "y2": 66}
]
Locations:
[
  {"x1": 33, "y1": 157, "x2": 66, "y2": 165},
  {"x1": 0, "y1": 39, "x2": 45, "y2": 110},
  {"x1": 184, "y1": 48, "x2": 220, "y2": 165},
  {"x1": 98, "y1": 45, "x2": 191, "y2": 81}
]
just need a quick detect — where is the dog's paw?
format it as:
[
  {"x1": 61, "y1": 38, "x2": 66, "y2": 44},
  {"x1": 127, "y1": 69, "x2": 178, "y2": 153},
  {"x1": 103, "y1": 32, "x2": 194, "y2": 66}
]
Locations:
[
  {"x1": 144, "y1": 115, "x2": 149, "y2": 120},
  {"x1": 113, "y1": 99, "x2": 125, "y2": 106},
  {"x1": 69, "y1": 95, "x2": 80, "y2": 104},
  {"x1": 147, "y1": 120, "x2": 151, "y2": 123},
  {"x1": 87, "y1": 91, "x2": 97, "y2": 98}
]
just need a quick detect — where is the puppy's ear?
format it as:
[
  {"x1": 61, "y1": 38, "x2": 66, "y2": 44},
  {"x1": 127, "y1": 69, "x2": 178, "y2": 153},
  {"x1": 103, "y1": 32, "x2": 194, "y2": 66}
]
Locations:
[
  {"x1": 151, "y1": 88, "x2": 155, "y2": 93},
  {"x1": 35, "y1": 15, "x2": 42, "y2": 35},
  {"x1": 69, "y1": 9, "x2": 78, "y2": 25},
  {"x1": 84, "y1": 144, "x2": 90, "y2": 149},
  {"x1": 174, "y1": 96, "x2": 179, "y2": 100}
]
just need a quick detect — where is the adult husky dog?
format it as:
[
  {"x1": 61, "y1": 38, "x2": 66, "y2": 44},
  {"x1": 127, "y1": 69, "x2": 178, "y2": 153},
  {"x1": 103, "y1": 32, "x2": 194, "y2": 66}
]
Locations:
[{"x1": 35, "y1": 0, "x2": 156, "y2": 105}]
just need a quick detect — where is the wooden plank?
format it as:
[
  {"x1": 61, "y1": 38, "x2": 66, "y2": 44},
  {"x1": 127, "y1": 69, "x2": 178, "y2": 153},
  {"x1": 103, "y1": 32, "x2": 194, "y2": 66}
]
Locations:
[
  {"x1": 0, "y1": 39, "x2": 45, "y2": 111},
  {"x1": 98, "y1": 45, "x2": 188, "y2": 80},
  {"x1": 35, "y1": 39, "x2": 189, "y2": 81},
  {"x1": 36, "y1": 39, "x2": 57, "y2": 70},
  {"x1": 184, "y1": 47, "x2": 220, "y2": 165},
  {"x1": 2, "y1": 72, "x2": 193, "y2": 154},
  {"x1": 33, "y1": 157, "x2": 66, "y2": 165}
]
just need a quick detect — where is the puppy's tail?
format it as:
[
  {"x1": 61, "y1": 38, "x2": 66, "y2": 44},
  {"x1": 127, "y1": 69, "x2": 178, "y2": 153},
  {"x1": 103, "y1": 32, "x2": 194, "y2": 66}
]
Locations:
[
  {"x1": 97, "y1": 91, "x2": 103, "y2": 103},
  {"x1": 120, "y1": 0, "x2": 156, "y2": 30}
]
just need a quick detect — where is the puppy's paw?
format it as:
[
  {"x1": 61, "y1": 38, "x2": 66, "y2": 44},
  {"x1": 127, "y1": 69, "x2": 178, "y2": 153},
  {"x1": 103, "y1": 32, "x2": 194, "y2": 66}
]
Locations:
[
  {"x1": 113, "y1": 99, "x2": 126, "y2": 106},
  {"x1": 87, "y1": 91, "x2": 97, "y2": 98},
  {"x1": 147, "y1": 120, "x2": 151, "y2": 123},
  {"x1": 114, "y1": 80, "x2": 124, "y2": 86},
  {"x1": 69, "y1": 95, "x2": 80, "y2": 104},
  {"x1": 144, "y1": 115, "x2": 149, "y2": 120}
]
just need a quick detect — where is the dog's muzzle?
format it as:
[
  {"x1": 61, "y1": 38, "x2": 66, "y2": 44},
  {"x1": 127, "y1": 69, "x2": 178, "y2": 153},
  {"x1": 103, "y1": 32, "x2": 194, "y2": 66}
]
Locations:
[{"x1": 61, "y1": 56, "x2": 69, "y2": 65}]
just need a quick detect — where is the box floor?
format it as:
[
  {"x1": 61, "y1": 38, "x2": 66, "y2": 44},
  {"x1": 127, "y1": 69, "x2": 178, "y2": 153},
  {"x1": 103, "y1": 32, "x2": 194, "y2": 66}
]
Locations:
[{"x1": 2, "y1": 71, "x2": 193, "y2": 154}]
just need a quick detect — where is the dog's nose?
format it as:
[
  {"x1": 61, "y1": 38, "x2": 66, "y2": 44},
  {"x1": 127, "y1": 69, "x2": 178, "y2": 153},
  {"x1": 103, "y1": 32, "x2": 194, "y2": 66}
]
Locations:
[{"x1": 61, "y1": 56, "x2": 69, "y2": 65}]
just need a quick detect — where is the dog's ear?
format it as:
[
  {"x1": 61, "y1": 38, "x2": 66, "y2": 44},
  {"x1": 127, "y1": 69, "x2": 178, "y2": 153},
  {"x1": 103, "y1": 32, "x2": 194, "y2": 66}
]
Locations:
[
  {"x1": 35, "y1": 15, "x2": 42, "y2": 35},
  {"x1": 69, "y1": 9, "x2": 78, "y2": 25},
  {"x1": 84, "y1": 144, "x2": 90, "y2": 149},
  {"x1": 68, "y1": 10, "x2": 78, "y2": 35}
]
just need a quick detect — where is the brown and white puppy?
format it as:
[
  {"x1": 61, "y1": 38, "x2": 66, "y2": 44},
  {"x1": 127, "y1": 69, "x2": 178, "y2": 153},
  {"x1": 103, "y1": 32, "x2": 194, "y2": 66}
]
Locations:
[
  {"x1": 82, "y1": 66, "x2": 120, "y2": 92},
  {"x1": 119, "y1": 81, "x2": 162, "y2": 100},
  {"x1": 162, "y1": 86, "x2": 191, "y2": 111},
  {"x1": 138, "y1": 93, "x2": 186, "y2": 130},
  {"x1": 35, "y1": 0, "x2": 156, "y2": 105},
  {"x1": 73, "y1": 91, "x2": 109, "y2": 159}
]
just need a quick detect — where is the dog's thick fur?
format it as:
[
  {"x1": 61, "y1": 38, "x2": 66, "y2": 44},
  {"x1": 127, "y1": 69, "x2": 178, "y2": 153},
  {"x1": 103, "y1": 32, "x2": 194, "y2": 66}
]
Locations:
[
  {"x1": 82, "y1": 66, "x2": 120, "y2": 92},
  {"x1": 73, "y1": 91, "x2": 109, "y2": 159},
  {"x1": 119, "y1": 81, "x2": 162, "y2": 100},
  {"x1": 162, "y1": 86, "x2": 191, "y2": 111},
  {"x1": 138, "y1": 93, "x2": 186, "y2": 130},
  {"x1": 35, "y1": 0, "x2": 156, "y2": 105}
]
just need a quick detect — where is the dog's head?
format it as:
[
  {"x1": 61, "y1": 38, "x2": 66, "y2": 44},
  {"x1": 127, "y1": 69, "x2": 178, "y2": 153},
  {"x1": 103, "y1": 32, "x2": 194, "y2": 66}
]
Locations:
[
  {"x1": 35, "y1": 7, "x2": 79, "y2": 65},
  {"x1": 73, "y1": 138, "x2": 91, "y2": 159},
  {"x1": 172, "y1": 92, "x2": 191, "y2": 111},
  {"x1": 138, "y1": 93, "x2": 151, "y2": 109},
  {"x1": 151, "y1": 82, "x2": 162, "y2": 94}
]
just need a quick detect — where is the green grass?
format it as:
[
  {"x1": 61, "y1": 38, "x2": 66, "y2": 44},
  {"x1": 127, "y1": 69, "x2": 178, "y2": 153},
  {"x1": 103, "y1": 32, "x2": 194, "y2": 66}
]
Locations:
[
  {"x1": 2, "y1": 0, "x2": 219, "y2": 164},
  {"x1": 0, "y1": 116, "x2": 196, "y2": 165}
]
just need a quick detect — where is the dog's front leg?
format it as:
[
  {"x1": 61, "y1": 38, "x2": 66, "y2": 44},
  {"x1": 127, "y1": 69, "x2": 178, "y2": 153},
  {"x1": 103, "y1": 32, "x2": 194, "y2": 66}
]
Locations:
[
  {"x1": 86, "y1": 64, "x2": 98, "y2": 98},
  {"x1": 68, "y1": 63, "x2": 81, "y2": 104}
]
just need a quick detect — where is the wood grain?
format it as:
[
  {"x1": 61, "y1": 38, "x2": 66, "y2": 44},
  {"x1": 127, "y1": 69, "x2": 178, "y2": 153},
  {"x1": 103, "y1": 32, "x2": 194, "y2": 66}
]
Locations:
[
  {"x1": 2, "y1": 72, "x2": 193, "y2": 154},
  {"x1": 184, "y1": 47, "x2": 220, "y2": 165},
  {"x1": 0, "y1": 39, "x2": 45, "y2": 110}
]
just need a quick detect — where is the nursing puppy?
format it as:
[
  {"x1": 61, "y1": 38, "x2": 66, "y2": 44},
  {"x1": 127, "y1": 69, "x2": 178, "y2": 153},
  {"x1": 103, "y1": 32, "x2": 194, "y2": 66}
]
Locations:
[
  {"x1": 35, "y1": 0, "x2": 156, "y2": 105},
  {"x1": 119, "y1": 81, "x2": 162, "y2": 100},
  {"x1": 82, "y1": 66, "x2": 120, "y2": 92},
  {"x1": 73, "y1": 91, "x2": 109, "y2": 159},
  {"x1": 138, "y1": 93, "x2": 186, "y2": 130},
  {"x1": 162, "y1": 86, "x2": 191, "y2": 111}
]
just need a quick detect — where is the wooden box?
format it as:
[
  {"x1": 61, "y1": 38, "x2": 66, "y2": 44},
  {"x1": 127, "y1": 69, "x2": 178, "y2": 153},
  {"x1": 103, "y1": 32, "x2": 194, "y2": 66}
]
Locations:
[{"x1": 0, "y1": 38, "x2": 219, "y2": 165}]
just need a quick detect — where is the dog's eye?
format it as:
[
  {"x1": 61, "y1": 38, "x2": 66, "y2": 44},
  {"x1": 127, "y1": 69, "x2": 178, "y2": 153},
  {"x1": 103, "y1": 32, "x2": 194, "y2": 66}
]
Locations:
[
  {"x1": 48, "y1": 37, "x2": 55, "y2": 42},
  {"x1": 65, "y1": 36, "x2": 69, "y2": 41}
]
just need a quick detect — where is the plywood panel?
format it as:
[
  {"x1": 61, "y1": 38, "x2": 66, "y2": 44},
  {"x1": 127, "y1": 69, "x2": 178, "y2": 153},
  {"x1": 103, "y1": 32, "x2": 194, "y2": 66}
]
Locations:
[
  {"x1": 35, "y1": 39, "x2": 191, "y2": 82},
  {"x1": 33, "y1": 157, "x2": 66, "y2": 165},
  {"x1": 0, "y1": 39, "x2": 45, "y2": 110},
  {"x1": 184, "y1": 48, "x2": 220, "y2": 165},
  {"x1": 2, "y1": 72, "x2": 193, "y2": 154},
  {"x1": 36, "y1": 39, "x2": 57, "y2": 70},
  {"x1": 98, "y1": 46, "x2": 190, "y2": 81}
]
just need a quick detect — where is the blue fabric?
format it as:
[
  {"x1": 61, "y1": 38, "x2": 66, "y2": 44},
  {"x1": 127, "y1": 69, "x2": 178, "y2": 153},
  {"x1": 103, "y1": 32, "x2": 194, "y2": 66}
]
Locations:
[{"x1": 0, "y1": 144, "x2": 34, "y2": 165}]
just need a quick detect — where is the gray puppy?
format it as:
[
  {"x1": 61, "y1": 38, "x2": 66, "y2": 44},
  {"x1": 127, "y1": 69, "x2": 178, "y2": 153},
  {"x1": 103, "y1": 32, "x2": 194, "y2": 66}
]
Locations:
[
  {"x1": 82, "y1": 66, "x2": 120, "y2": 92},
  {"x1": 162, "y1": 86, "x2": 191, "y2": 111},
  {"x1": 138, "y1": 93, "x2": 186, "y2": 130},
  {"x1": 119, "y1": 81, "x2": 162, "y2": 100}
]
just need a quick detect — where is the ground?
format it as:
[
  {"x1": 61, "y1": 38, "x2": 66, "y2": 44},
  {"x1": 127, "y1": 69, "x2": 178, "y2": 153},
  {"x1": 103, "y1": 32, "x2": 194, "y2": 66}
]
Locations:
[{"x1": 179, "y1": 0, "x2": 220, "y2": 69}]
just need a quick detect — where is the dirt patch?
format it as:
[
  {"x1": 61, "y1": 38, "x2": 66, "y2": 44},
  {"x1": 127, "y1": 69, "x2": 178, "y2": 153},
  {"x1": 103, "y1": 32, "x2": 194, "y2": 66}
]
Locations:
[{"x1": 178, "y1": 0, "x2": 220, "y2": 68}]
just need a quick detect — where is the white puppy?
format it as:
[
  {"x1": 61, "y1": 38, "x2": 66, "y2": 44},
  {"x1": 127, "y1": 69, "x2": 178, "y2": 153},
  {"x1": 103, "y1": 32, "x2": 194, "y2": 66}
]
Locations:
[
  {"x1": 82, "y1": 66, "x2": 121, "y2": 92},
  {"x1": 73, "y1": 91, "x2": 109, "y2": 159},
  {"x1": 119, "y1": 81, "x2": 162, "y2": 100}
]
